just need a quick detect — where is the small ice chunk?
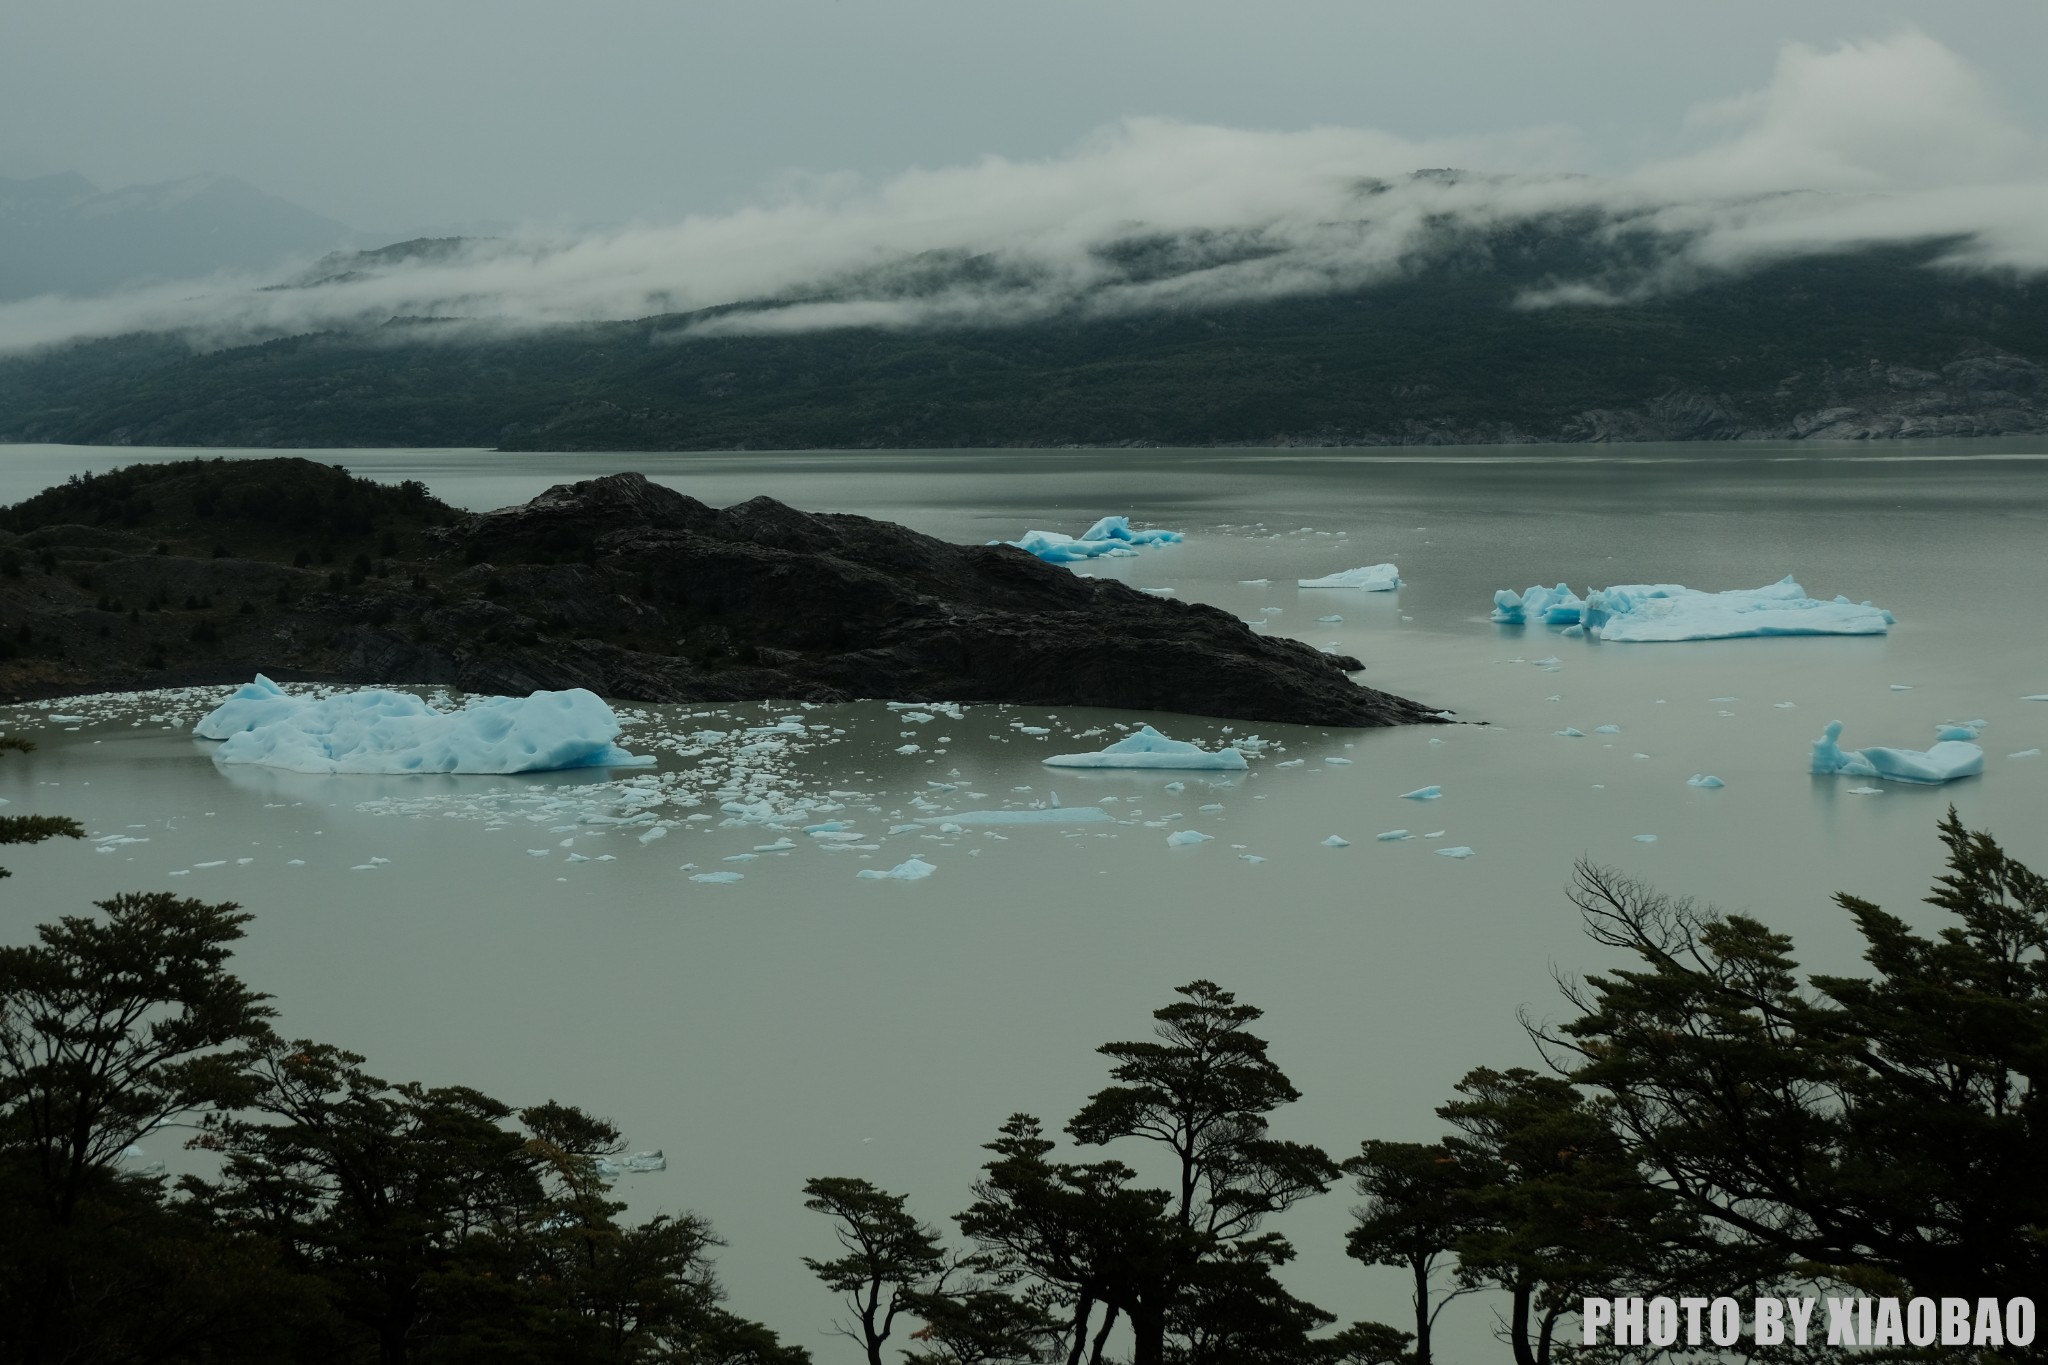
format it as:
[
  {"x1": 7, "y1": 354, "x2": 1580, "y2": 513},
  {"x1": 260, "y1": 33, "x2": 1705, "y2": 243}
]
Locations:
[
  {"x1": 856, "y1": 857, "x2": 937, "y2": 881},
  {"x1": 1434, "y1": 846, "x2": 1475, "y2": 859},
  {"x1": 2008, "y1": 748, "x2": 2041, "y2": 758},
  {"x1": 895, "y1": 744, "x2": 922, "y2": 755},
  {"x1": 1239, "y1": 853, "x2": 1266, "y2": 864},
  {"x1": 1316, "y1": 615, "x2": 1345, "y2": 623},
  {"x1": 1847, "y1": 785, "x2": 1884, "y2": 795},
  {"x1": 1325, "y1": 756, "x2": 1352, "y2": 765},
  {"x1": 1398, "y1": 785, "x2": 1442, "y2": 801},
  {"x1": 1044, "y1": 725, "x2": 1248, "y2": 771},
  {"x1": 1811, "y1": 719, "x2": 1984, "y2": 785},
  {"x1": 689, "y1": 871, "x2": 744, "y2": 884},
  {"x1": 1633, "y1": 834, "x2": 1658, "y2": 843},
  {"x1": 1322, "y1": 835, "x2": 1350, "y2": 847},
  {"x1": 1686, "y1": 774, "x2": 1725, "y2": 788},
  {"x1": 2024, "y1": 694, "x2": 2048, "y2": 702},
  {"x1": 1593, "y1": 724, "x2": 1621, "y2": 735},
  {"x1": 1165, "y1": 830, "x2": 1214, "y2": 847},
  {"x1": 1891, "y1": 685, "x2": 1914, "y2": 692},
  {"x1": 1299, "y1": 564, "x2": 1400, "y2": 591},
  {"x1": 1556, "y1": 728, "x2": 1585, "y2": 738},
  {"x1": 1375, "y1": 829, "x2": 1412, "y2": 842}
]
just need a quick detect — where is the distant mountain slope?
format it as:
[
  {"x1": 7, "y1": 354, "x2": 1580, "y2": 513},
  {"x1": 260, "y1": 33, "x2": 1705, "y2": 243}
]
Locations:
[
  {"x1": 0, "y1": 173, "x2": 352, "y2": 301},
  {"x1": 2, "y1": 236, "x2": 2046, "y2": 448}
]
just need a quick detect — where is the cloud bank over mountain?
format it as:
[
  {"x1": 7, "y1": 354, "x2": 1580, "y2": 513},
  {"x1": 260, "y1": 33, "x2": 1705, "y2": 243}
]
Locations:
[{"x1": 4, "y1": 31, "x2": 2046, "y2": 357}]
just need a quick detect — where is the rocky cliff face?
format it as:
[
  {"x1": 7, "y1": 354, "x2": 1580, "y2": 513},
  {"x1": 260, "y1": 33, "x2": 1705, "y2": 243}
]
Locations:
[{"x1": 0, "y1": 460, "x2": 1443, "y2": 727}]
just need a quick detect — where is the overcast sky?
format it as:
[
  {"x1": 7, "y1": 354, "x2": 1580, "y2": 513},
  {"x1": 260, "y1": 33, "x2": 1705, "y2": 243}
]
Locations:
[{"x1": 7, "y1": 0, "x2": 2048, "y2": 232}]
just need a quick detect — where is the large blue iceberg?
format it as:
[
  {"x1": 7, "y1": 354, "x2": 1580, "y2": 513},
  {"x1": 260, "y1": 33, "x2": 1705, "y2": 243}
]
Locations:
[
  {"x1": 1492, "y1": 576, "x2": 1892, "y2": 641},
  {"x1": 1810, "y1": 719, "x2": 1982, "y2": 785},
  {"x1": 195, "y1": 675, "x2": 654, "y2": 774},
  {"x1": 1042, "y1": 725, "x2": 1248, "y2": 771},
  {"x1": 1002, "y1": 516, "x2": 1184, "y2": 564}
]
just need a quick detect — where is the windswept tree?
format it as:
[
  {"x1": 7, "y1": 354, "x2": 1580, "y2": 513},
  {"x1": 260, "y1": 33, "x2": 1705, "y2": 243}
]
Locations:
[
  {"x1": 802, "y1": 1177, "x2": 949, "y2": 1365},
  {"x1": 1341, "y1": 1140, "x2": 1481, "y2": 1365},
  {"x1": 0, "y1": 890, "x2": 284, "y2": 1364},
  {"x1": 958, "y1": 981, "x2": 1339, "y2": 1365},
  {"x1": 199, "y1": 1041, "x2": 809, "y2": 1364},
  {"x1": 1542, "y1": 808, "x2": 2048, "y2": 1308},
  {"x1": 0, "y1": 736, "x2": 82, "y2": 876}
]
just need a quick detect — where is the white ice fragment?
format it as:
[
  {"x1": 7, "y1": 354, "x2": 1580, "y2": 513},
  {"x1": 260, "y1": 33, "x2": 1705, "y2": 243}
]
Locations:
[
  {"x1": 895, "y1": 744, "x2": 922, "y2": 755},
  {"x1": 2023, "y1": 695, "x2": 2048, "y2": 702},
  {"x1": 856, "y1": 857, "x2": 937, "y2": 881},
  {"x1": 929, "y1": 807, "x2": 1113, "y2": 827},
  {"x1": 1633, "y1": 834, "x2": 1658, "y2": 843},
  {"x1": 1239, "y1": 853, "x2": 1266, "y2": 864},
  {"x1": 1322, "y1": 835, "x2": 1350, "y2": 847},
  {"x1": 1298, "y1": 564, "x2": 1400, "y2": 591},
  {"x1": 1375, "y1": 829, "x2": 1412, "y2": 842},
  {"x1": 195, "y1": 675, "x2": 651, "y2": 774},
  {"x1": 638, "y1": 825, "x2": 669, "y2": 844},
  {"x1": 689, "y1": 871, "x2": 744, "y2": 884},
  {"x1": 1398, "y1": 785, "x2": 1441, "y2": 801},
  {"x1": 1198, "y1": 803, "x2": 1225, "y2": 812},
  {"x1": 1811, "y1": 719, "x2": 1983, "y2": 785},
  {"x1": 1325, "y1": 756, "x2": 1352, "y2": 765},
  {"x1": 1043, "y1": 725, "x2": 1247, "y2": 771},
  {"x1": 2007, "y1": 748, "x2": 2041, "y2": 758},
  {"x1": 1556, "y1": 728, "x2": 1585, "y2": 738},
  {"x1": 1687, "y1": 774, "x2": 1725, "y2": 788},
  {"x1": 1847, "y1": 786, "x2": 1884, "y2": 795},
  {"x1": 1593, "y1": 724, "x2": 1621, "y2": 735},
  {"x1": 1434, "y1": 846, "x2": 1475, "y2": 859},
  {"x1": 1165, "y1": 830, "x2": 1214, "y2": 847},
  {"x1": 1316, "y1": 615, "x2": 1345, "y2": 623}
]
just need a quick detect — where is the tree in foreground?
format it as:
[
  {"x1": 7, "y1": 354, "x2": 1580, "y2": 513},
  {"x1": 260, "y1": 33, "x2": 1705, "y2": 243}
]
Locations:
[
  {"x1": 1542, "y1": 808, "x2": 2047, "y2": 1305},
  {"x1": 802, "y1": 1176, "x2": 949, "y2": 1364},
  {"x1": 0, "y1": 889, "x2": 286, "y2": 1364},
  {"x1": 956, "y1": 981, "x2": 1341, "y2": 1365}
]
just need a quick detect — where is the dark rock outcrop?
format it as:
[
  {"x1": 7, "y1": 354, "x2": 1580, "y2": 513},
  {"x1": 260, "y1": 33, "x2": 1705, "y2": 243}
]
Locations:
[{"x1": 0, "y1": 459, "x2": 1443, "y2": 726}]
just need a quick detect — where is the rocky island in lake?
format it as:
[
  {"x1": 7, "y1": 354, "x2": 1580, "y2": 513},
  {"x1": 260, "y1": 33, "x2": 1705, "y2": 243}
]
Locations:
[{"x1": 0, "y1": 458, "x2": 1441, "y2": 726}]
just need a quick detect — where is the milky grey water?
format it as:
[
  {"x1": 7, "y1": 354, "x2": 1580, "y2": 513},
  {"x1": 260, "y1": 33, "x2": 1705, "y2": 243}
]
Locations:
[{"x1": 4, "y1": 441, "x2": 2047, "y2": 1360}]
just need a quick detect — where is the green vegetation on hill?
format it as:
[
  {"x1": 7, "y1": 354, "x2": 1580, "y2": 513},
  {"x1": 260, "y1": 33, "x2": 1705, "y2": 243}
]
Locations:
[{"x1": 3, "y1": 237, "x2": 2046, "y2": 450}]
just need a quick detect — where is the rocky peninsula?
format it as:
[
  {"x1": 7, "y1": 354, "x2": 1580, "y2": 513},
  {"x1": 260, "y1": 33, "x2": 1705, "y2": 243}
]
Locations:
[{"x1": 0, "y1": 459, "x2": 1442, "y2": 726}]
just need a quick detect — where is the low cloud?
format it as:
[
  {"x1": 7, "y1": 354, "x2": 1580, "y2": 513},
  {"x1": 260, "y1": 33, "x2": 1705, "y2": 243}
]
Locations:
[{"x1": 4, "y1": 30, "x2": 2046, "y2": 357}]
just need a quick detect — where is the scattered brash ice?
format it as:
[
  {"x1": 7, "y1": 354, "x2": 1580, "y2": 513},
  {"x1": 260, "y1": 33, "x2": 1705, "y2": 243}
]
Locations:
[{"x1": 856, "y1": 858, "x2": 937, "y2": 881}]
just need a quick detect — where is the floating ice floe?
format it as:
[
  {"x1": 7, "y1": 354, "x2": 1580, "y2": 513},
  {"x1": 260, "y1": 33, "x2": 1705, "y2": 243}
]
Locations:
[
  {"x1": 1398, "y1": 785, "x2": 1442, "y2": 801},
  {"x1": 1376, "y1": 829, "x2": 1412, "y2": 841},
  {"x1": 1687, "y1": 774, "x2": 1725, "y2": 789},
  {"x1": 856, "y1": 858, "x2": 937, "y2": 881},
  {"x1": 195, "y1": 675, "x2": 651, "y2": 774},
  {"x1": 1435, "y1": 846, "x2": 1475, "y2": 859},
  {"x1": 1298, "y1": 564, "x2": 1401, "y2": 591},
  {"x1": 1322, "y1": 835, "x2": 1350, "y2": 847},
  {"x1": 1491, "y1": 583, "x2": 1587, "y2": 626},
  {"x1": 1166, "y1": 829, "x2": 1214, "y2": 847},
  {"x1": 689, "y1": 871, "x2": 744, "y2": 884},
  {"x1": 1810, "y1": 719, "x2": 1983, "y2": 785},
  {"x1": 929, "y1": 807, "x2": 1114, "y2": 826},
  {"x1": 1492, "y1": 576, "x2": 1893, "y2": 642},
  {"x1": 1002, "y1": 516, "x2": 1184, "y2": 564},
  {"x1": 1043, "y1": 726, "x2": 1248, "y2": 771},
  {"x1": 2009, "y1": 749, "x2": 2041, "y2": 759}
]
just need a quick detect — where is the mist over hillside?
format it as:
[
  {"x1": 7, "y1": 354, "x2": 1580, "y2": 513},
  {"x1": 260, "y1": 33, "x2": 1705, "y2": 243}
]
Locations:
[{"x1": 0, "y1": 173, "x2": 353, "y2": 302}]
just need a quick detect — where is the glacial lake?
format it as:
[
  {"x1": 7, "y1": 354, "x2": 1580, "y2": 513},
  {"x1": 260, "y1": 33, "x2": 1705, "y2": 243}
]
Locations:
[{"x1": 3, "y1": 440, "x2": 2047, "y2": 1359}]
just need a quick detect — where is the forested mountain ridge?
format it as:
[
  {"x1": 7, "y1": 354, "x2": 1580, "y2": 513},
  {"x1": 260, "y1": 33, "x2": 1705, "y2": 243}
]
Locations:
[{"x1": 3, "y1": 234, "x2": 2046, "y2": 451}]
